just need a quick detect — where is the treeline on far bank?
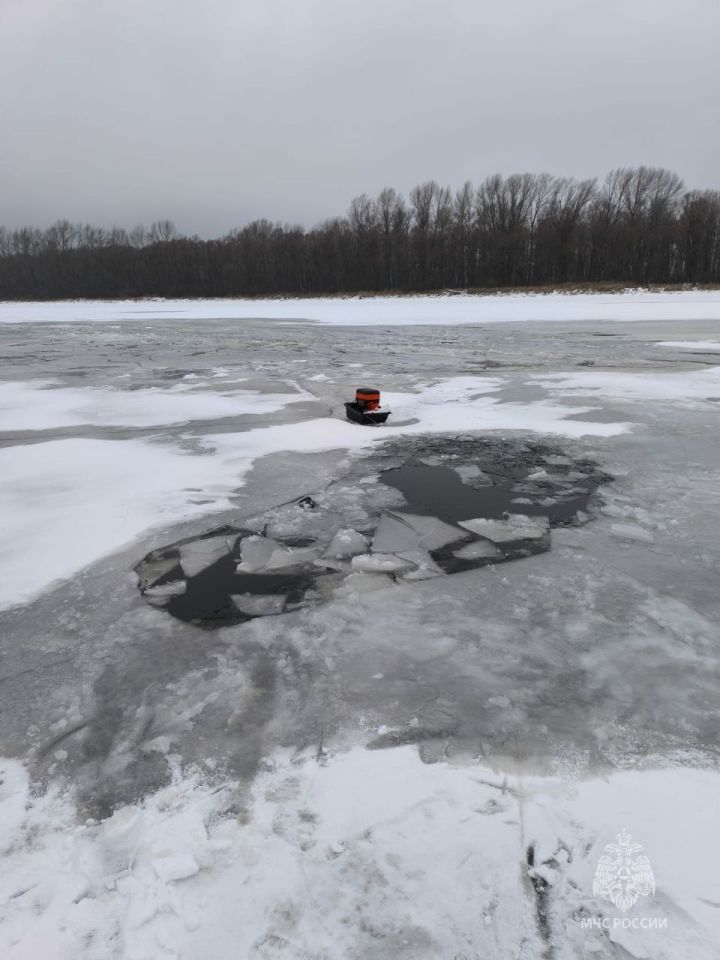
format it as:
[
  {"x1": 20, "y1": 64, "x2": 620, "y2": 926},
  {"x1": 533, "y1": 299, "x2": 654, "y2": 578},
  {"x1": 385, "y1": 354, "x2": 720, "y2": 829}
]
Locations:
[{"x1": 1, "y1": 167, "x2": 719, "y2": 300}]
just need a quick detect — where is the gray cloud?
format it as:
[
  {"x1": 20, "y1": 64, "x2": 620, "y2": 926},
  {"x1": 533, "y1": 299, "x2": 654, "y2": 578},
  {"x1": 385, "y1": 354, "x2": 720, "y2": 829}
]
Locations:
[{"x1": 1, "y1": 0, "x2": 718, "y2": 236}]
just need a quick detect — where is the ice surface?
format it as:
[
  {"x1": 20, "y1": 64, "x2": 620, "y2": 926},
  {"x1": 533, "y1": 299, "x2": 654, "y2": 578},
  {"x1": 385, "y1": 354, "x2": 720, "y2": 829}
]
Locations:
[{"x1": 3, "y1": 296, "x2": 720, "y2": 958}]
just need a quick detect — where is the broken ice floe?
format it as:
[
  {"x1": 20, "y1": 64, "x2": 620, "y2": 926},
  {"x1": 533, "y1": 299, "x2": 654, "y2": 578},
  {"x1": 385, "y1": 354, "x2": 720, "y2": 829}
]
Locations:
[
  {"x1": 610, "y1": 522, "x2": 655, "y2": 543},
  {"x1": 134, "y1": 437, "x2": 611, "y2": 628},
  {"x1": 351, "y1": 553, "x2": 416, "y2": 574},
  {"x1": 458, "y1": 514, "x2": 550, "y2": 544},
  {"x1": 178, "y1": 536, "x2": 232, "y2": 577}
]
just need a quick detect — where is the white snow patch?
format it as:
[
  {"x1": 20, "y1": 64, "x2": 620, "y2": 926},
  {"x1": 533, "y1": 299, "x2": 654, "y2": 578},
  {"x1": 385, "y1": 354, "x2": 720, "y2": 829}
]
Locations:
[
  {"x1": 535, "y1": 366, "x2": 720, "y2": 403},
  {"x1": 2, "y1": 290, "x2": 720, "y2": 326},
  {"x1": 0, "y1": 380, "x2": 307, "y2": 431},
  {"x1": 656, "y1": 340, "x2": 720, "y2": 351},
  {"x1": 0, "y1": 438, "x2": 243, "y2": 610},
  {"x1": 0, "y1": 749, "x2": 718, "y2": 959}
]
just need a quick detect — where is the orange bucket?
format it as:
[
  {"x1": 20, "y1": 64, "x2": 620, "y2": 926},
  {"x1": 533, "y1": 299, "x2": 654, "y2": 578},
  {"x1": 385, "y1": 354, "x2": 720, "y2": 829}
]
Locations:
[{"x1": 355, "y1": 387, "x2": 381, "y2": 411}]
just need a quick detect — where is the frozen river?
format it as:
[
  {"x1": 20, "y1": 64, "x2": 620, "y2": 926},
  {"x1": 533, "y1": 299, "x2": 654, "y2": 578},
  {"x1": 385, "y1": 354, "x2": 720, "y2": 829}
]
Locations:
[{"x1": 1, "y1": 292, "x2": 720, "y2": 959}]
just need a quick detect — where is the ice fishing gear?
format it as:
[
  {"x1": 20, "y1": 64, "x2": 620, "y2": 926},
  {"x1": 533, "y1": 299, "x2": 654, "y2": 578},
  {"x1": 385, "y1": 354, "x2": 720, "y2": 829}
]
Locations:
[{"x1": 344, "y1": 387, "x2": 391, "y2": 425}]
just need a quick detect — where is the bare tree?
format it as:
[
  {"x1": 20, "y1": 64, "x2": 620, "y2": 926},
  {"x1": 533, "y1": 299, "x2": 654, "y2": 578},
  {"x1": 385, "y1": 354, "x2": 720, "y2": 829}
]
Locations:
[{"x1": 0, "y1": 167, "x2": 716, "y2": 298}]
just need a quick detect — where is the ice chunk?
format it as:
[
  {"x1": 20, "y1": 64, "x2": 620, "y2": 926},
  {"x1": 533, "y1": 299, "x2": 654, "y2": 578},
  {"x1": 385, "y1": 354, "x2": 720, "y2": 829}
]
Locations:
[
  {"x1": 351, "y1": 553, "x2": 415, "y2": 573},
  {"x1": 179, "y1": 536, "x2": 231, "y2": 577},
  {"x1": 453, "y1": 540, "x2": 503, "y2": 560},
  {"x1": 145, "y1": 580, "x2": 186, "y2": 597},
  {"x1": 324, "y1": 527, "x2": 369, "y2": 559},
  {"x1": 231, "y1": 594, "x2": 286, "y2": 616},
  {"x1": 552, "y1": 528, "x2": 584, "y2": 549},
  {"x1": 539, "y1": 473, "x2": 572, "y2": 486},
  {"x1": 151, "y1": 853, "x2": 200, "y2": 883},
  {"x1": 236, "y1": 535, "x2": 281, "y2": 572},
  {"x1": 396, "y1": 549, "x2": 444, "y2": 580},
  {"x1": 610, "y1": 523, "x2": 655, "y2": 543},
  {"x1": 313, "y1": 556, "x2": 349, "y2": 572},
  {"x1": 136, "y1": 554, "x2": 182, "y2": 590},
  {"x1": 458, "y1": 514, "x2": 549, "y2": 543},
  {"x1": 488, "y1": 695, "x2": 510, "y2": 707},
  {"x1": 510, "y1": 483, "x2": 544, "y2": 495},
  {"x1": 335, "y1": 572, "x2": 394, "y2": 595},
  {"x1": 371, "y1": 513, "x2": 421, "y2": 553},
  {"x1": 452, "y1": 464, "x2": 491, "y2": 484},
  {"x1": 392, "y1": 512, "x2": 467, "y2": 550},
  {"x1": 265, "y1": 545, "x2": 321, "y2": 570}
]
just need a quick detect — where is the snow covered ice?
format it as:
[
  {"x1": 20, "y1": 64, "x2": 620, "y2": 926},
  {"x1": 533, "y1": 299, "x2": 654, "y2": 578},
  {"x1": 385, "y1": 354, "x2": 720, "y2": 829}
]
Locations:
[{"x1": 1, "y1": 291, "x2": 720, "y2": 959}]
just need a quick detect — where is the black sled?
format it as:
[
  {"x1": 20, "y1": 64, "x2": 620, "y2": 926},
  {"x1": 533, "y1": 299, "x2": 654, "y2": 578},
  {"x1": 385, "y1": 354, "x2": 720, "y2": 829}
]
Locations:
[{"x1": 344, "y1": 387, "x2": 391, "y2": 426}]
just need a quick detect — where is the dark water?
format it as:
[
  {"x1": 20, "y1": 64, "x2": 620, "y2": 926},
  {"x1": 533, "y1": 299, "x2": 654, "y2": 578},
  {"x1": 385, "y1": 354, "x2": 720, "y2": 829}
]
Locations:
[
  {"x1": 381, "y1": 462, "x2": 510, "y2": 522},
  {"x1": 166, "y1": 554, "x2": 316, "y2": 626},
  {"x1": 381, "y1": 460, "x2": 595, "y2": 526}
]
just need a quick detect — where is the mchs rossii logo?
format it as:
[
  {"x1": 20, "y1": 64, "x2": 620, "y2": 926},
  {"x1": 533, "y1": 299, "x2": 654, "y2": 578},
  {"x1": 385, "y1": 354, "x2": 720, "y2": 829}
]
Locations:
[
  {"x1": 579, "y1": 829, "x2": 666, "y2": 931},
  {"x1": 592, "y1": 829, "x2": 655, "y2": 913}
]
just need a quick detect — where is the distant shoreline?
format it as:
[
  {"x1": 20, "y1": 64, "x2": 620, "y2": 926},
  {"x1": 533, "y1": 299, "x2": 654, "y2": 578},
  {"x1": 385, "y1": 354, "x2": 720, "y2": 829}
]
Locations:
[{"x1": 2, "y1": 282, "x2": 720, "y2": 306}]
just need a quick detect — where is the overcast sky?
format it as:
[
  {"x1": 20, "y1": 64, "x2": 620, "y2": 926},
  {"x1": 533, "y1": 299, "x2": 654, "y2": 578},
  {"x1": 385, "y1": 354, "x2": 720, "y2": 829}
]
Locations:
[{"x1": 1, "y1": 0, "x2": 718, "y2": 237}]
